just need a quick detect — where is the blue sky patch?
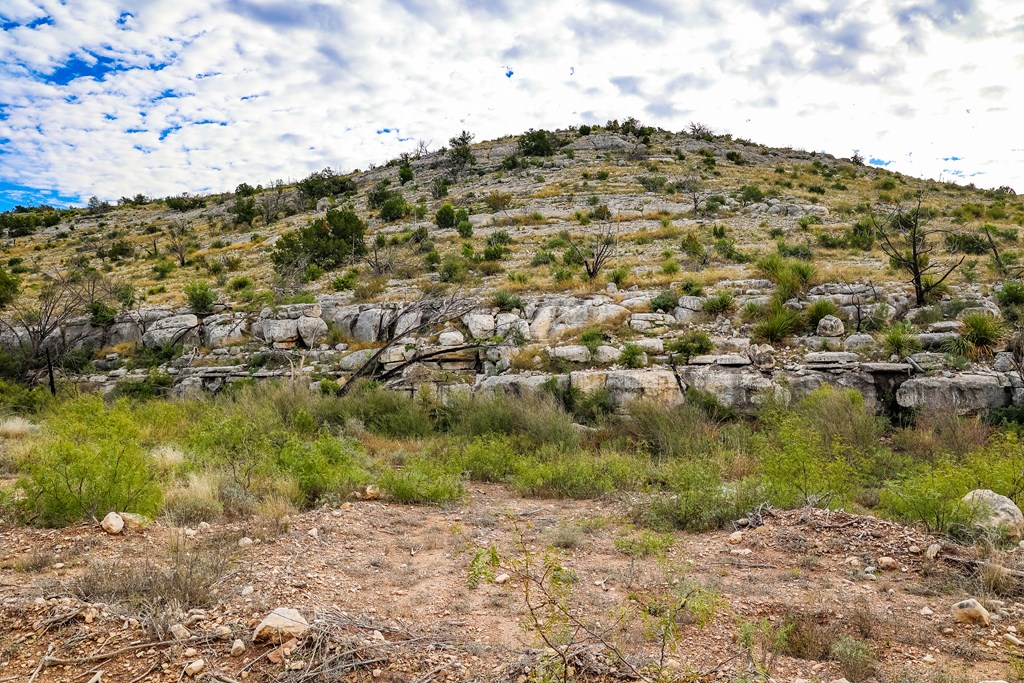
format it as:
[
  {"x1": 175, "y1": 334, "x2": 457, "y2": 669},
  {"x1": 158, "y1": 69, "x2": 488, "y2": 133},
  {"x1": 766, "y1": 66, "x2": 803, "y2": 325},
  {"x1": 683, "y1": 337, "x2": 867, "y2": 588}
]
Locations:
[
  {"x1": 0, "y1": 181, "x2": 79, "y2": 213},
  {"x1": 869, "y1": 158, "x2": 893, "y2": 166}
]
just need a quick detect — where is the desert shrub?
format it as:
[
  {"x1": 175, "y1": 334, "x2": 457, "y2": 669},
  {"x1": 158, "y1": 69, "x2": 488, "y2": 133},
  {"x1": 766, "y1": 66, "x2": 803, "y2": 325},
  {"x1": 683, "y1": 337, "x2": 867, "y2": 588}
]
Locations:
[
  {"x1": 619, "y1": 343, "x2": 647, "y2": 368},
  {"x1": 272, "y1": 208, "x2": 366, "y2": 270},
  {"x1": 678, "y1": 277, "x2": 704, "y2": 296},
  {"x1": 163, "y1": 476, "x2": 223, "y2": 525},
  {"x1": 456, "y1": 220, "x2": 473, "y2": 238},
  {"x1": 805, "y1": 299, "x2": 839, "y2": 328},
  {"x1": 531, "y1": 250, "x2": 555, "y2": 266},
  {"x1": 439, "y1": 256, "x2": 470, "y2": 283},
  {"x1": 275, "y1": 434, "x2": 369, "y2": 506},
  {"x1": 879, "y1": 461, "x2": 977, "y2": 536},
  {"x1": 752, "y1": 303, "x2": 803, "y2": 343},
  {"x1": 297, "y1": 168, "x2": 356, "y2": 201},
  {"x1": 960, "y1": 312, "x2": 1004, "y2": 357},
  {"x1": 184, "y1": 281, "x2": 216, "y2": 313},
  {"x1": 650, "y1": 290, "x2": 677, "y2": 313},
  {"x1": 997, "y1": 281, "x2": 1024, "y2": 309},
  {"x1": 779, "y1": 612, "x2": 839, "y2": 660},
  {"x1": 880, "y1": 321, "x2": 921, "y2": 358},
  {"x1": 624, "y1": 399, "x2": 716, "y2": 460},
  {"x1": 331, "y1": 382, "x2": 434, "y2": 438},
  {"x1": 666, "y1": 330, "x2": 714, "y2": 362},
  {"x1": 228, "y1": 275, "x2": 254, "y2": 291},
  {"x1": 757, "y1": 413, "x2": 857, "y2": 508},
  {"x1": 18, "y1": 397, "x2": 162, "y2": 526},
  {"x1": 792, "y1": 386, "x2": 886, "y2": 460},
  {"x1": 944, "y1": 232, "x2": 988, "y2": 254},
  {"x1": 614, "y1": 530, "x2": 673, "y2": 558},
  {"x1": 378, "y1": 457, "x2": 464, "y2": 505},
  {"x1": 484, "y1": 191, "x2": 513, "y2": 212},
  {"x1": 447, "y1": 392, "x2": 580, "y2": 450},
  {"x1": 451, "y1": 436, "x2": 520, "y2": 483},
  {"x1": 633, "y1": 463, "x2": 764, "y2": 532},
  {"x1": 75, "y1": 535, "x2": 231, "y2": 614},
  {"x1": 831, "y1": 636, "x2": 876, "y2": 682},
  {"x1": 379, "y1": 195, "x2": 408, "y2": 221},
  {"x1": 702, "y1": 292, "x2": 735, "y2": 315},
  {"x1": 491, "y1": 288, "x2": 524, "y2": 312},
  {"x1": 510, "y1": 448, "x2": 647, "y2": 499},
  {"x1": 435, "y1": 202, "x2": 456, "y2": 229},
  {"x1": 0, "y1": 380, "x2": 50, "y2": 415}
]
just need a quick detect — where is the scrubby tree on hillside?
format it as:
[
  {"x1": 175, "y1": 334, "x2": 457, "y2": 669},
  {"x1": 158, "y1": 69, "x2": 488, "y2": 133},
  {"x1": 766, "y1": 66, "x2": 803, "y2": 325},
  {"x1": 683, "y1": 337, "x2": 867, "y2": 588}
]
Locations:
[
  {"x1": 444, "y1": 131, "x2": 476, "y2": 180},
  {"x1": 272, "y1": 208, "x2": 367, "y2": 273},
  {"x1": 872, "y1": 194, "x2": 963, "y2": 306}
]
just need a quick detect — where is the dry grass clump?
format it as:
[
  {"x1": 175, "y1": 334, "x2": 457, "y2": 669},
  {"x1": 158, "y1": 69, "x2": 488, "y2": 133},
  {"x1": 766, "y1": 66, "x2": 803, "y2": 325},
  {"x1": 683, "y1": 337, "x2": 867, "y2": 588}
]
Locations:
[
  {"x1": 163, "y1": 474, "x2": 223, "y2": 526},
  {"x1": 0, "y1": 416, "x2": 39, "y2": 439}
]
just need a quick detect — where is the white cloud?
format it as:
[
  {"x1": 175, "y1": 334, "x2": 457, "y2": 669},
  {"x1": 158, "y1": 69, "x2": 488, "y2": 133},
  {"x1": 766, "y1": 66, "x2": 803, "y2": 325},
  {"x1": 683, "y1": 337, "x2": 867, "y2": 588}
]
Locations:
[{"x1": 0, "y1": 0, "x2": 1021, "y2": 207}]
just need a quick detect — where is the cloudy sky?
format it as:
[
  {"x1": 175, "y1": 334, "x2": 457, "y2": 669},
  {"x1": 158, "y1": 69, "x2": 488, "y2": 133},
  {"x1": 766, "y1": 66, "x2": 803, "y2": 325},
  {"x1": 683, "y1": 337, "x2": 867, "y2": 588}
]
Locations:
[{"x1": 0, "y1": 0, "x2": 1022, "y2": 211}]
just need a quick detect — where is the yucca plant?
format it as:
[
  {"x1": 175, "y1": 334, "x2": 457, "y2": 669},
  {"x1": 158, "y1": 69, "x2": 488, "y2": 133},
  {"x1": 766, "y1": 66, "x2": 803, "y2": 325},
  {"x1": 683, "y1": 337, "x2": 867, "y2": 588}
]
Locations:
[
  {"x1": 702, "y1": 292, "x2": 735, "y2": 316},
  {"x1": 491, "y1": 288, "x2": 524, "y2": 312},
  {"x1": 805, "y1": 299, "x2": 840, "y2": 328},
  {"x1": 940, "y1": 335, "x2": 974, "y2": 359},
  {"x1": 880, "y1": 322, "x2": 922, "y2": 358},
  {"x1": 752, "y1": 304, "x2": 803, "y2": 343},
  {"x1": 959, "y1": 312, "x2": 1004, "y2": 358}
]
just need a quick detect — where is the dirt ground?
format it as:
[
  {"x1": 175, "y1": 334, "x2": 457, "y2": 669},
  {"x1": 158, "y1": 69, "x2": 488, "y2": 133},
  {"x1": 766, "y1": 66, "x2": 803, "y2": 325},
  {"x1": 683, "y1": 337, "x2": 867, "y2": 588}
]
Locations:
[{"x1": 1, "y1": 485, "x2": 1019, "y2": 682}]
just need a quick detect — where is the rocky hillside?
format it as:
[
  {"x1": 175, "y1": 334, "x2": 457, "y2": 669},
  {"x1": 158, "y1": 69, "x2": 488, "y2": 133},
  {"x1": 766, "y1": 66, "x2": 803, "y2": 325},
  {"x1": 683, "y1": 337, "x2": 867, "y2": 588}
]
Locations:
[{"x1": 1, "y1": 122, "x2": 1023, "y2": 413}]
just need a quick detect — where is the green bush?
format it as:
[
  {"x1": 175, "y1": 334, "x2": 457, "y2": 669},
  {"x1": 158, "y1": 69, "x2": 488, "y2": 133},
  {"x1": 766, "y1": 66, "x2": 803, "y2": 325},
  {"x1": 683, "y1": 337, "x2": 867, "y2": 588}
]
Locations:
[
  {"x1": 650, "y1": 290, "x2": 677, "y2": 313},
  {"x1": 632, "y1": 463, "x2": 763, "y2": 532},
  {"x1": 752, "y1": 304, "x2": 803, "y2": 343},
  {"x1": 624, "y1": 399, "x2": 715, "y2": 460},
  {"x1": 960, "y1": 312, "x2": 1004, "y2": 357},
  {"x1": 456, "y1": 220, "x2": 473, "y2": 238},
  {"x1": 379, "y1": 195, "x2": 408, "y2": 221},
  {"x1": 667, "y1": 330, "x2": 714, "y2": 362},
  {"x1": 831, "y1": 636, "x2": 876, "y2": 682},
  {"x1": 378, "y1": 457, "x2": 464, "y2": 505},
  {"x1": 184, "y1": 281, "x2": 216, "y2": 313},
  {"x1": 619, "y1": 343, "x2": 647, "y2": 368},
  {"x1": 805, "y1": 299, "x2": 839, "y2": 328},
  {"x1": 18, "y1": 397, "x2": 162, "y2": 526},
  {"x1": 448, "y1": 392, "x2": 580, "y2": 451},
  {"x1": 758, "y1": 414, "x2": 857, "y2": 508},
  {"x1": 334, "y1": 382, "x2": 434, "y2": 438},
  {"x1": 879, "y1": 461, "x2": 977, "y2": 536},
  {"x1": 510, "y1": 449, "x2": 647, "y2": 499},
  {"x1": 517, "y1": 129, "x2": 555, "y2": 157},
  {"x1": 491, "y1": 288, "x2": 524, "y2": 312},
  {"x1": 435, "y1": 202, "x2": 456, "y2": 229},
  {"x1": 275, "y1": 435, "x2": 369, "y2": 506},
  {"x1": 702, "y1": 292, "x2": 735, "y2": 315},
  {"x1": 272, "y1": 208, "x2": 366, "y2": 271},
  {"x1": 880, "y1": 322, "x2": 921, "y2": 358},
  {"x1": 451, "y1": 436, "x2": 520, "y2": 483}
]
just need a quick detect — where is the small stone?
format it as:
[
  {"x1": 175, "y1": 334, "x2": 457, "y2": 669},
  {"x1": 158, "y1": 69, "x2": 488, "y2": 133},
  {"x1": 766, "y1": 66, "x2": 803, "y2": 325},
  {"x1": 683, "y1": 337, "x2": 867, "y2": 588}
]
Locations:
[
  {"x1": 101, "y1": 512, "x2": 125, "y2": 535},
  {"x1": 731, "y1": 548, "x2": 752, "y2": 556},
  {"x1": 52, "y1": 562, "x2": 65, "y2": 569},
  {"x1": 170, "y1": 623, "x2": 191, "y2": 640},
  {"x1": 241, "y1": 585, "x2": 254, "y2": 596},
  {"x1": 372, "y1": 670, "x2": 382, "y2": 678},
  {"x1": 363, "y1": 485, "x2": 381, "y2": 501},
  {"x1": 184, "y1": 659, "x2": 205, "y2": 677},
  {"x1": 925, "y1": 543, "x2": 941, "y2": 560},
  {"x1": 183, "y1": 648, "x2": 198, "y2": 657},
  {"x1": 728, "y1": 531, "x2": 744, "y2": 545},
  {"x1": 307, "y1": 528, "x2": 319, "y2": 539},
  {"x1": 816, "y1": 315, "x2": 845, "y2": 337},
  {"x1": 920, "y1": 606, "x2": 934, "y2": 616},
  {"x1": 878, "y1": 556, "x2": 897, "y2": 570},
  {"x1": 198, "y1": 522, "x2": 211, "y2": 532},
  {"x1": 231, "y1": 639, "x2": 245, "y2": 656},
  {"x1": 922, "y1": 654, "x2": 936, "y2": 664},
  {"x1": 1004, "y1": 633, "x2": 1024, "y2": 646},
  {"x1": 908, "y1": 545, "x2": 922, "y2": 554},
  {"x1": 215, "y1": 625, "x2": 232, "y2": 639},
  {"x1": 844, "y1": 556, "x2": 861, "y2": 567},
  {"x1": 494, "y1": 573, "x2": 511, "y2": 585},
  {"x1": 238, "y1": 536, "x2": 253, "y2": 548},
  {"x1": 371, "y1": 630, "x2": 386, "y2": 642},
  {"x1": 83, "y1": 607, "x2": 98, "y2": 623},
  {"x1": 951, "y1": 598, "x2": 992, "y2": 626}
]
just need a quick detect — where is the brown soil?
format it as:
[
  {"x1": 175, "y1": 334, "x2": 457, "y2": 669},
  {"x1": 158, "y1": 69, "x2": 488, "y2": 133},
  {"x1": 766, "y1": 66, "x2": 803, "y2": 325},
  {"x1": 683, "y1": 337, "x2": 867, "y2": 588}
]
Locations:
[{"x1": 1, "y1": 485, "x2": 1019, "y2": 682}]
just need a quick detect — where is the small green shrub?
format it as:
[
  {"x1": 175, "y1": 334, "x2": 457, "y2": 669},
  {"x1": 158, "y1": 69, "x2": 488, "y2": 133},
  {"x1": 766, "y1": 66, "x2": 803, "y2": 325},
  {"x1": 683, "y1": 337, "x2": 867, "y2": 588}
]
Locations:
[
  {"x1": 880, "y1": 322, "x2": 922, "y2": 358},
  {"x1": 830, "y1": 636, "x2": 876, "y2": 682},
  {"x1": 752, "y1": 304, "x2": 803, "y2": 343},
  {"x1": 650, "y1": 290, "x2": 677, "y2": 313},
  {"x1": 667, "y1": 330, "x2": 714, "y2": 362},
  {"x1": 378, "y1": 457, "x2": 464, "y2": 505},
  {"x1": 184, "y1": 281, "x2": 216, "y2": 313},
  {"x1": 510, "y1": 449, "x2": 647, "y2": 499},
  {"x1": 960, "y1": 312, "x2": 1004, "y2": 357},
  {"x1": 435, "y1": 202, "x2": 456, "y2": 229},
  {"x1": 879, "y1": 461, "x2": 977, "y2": 537},
  {"x1": 805, "y1": 299, "x2": 839, "y2": 328},
  {"x1": 18, "y1": 397, "x2": 162, "y2": 526},
  {"x1": 702, "y1": 292, "x2": 734, "y2": 315},
  {"x1": 276, "y1": 435, "x2": 370, "y2": 506},
  {"x1": 613, "y1": 530, "x2": 673, "y2": 558},
  {"x1": 619, "y1": 343, "x2": 647, "y2": 368}
]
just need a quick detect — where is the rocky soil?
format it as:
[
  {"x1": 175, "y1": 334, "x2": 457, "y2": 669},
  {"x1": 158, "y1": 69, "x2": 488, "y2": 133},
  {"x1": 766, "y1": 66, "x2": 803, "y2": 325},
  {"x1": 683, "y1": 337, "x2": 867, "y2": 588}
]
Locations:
[{"x1": 2, "y1": 485, "x2": 1021, "y2": 682}]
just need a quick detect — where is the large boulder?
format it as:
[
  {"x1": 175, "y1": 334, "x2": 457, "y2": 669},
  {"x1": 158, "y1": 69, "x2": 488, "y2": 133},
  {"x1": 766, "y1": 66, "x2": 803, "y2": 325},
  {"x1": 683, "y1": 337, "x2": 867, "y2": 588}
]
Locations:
[
  {"x1": 963, "y1": 489, "x2": 1024, "y2": 539},
  {"x1": 679, "y1": 366, "x2": 789, "y2": 413},
  {"x1": 529, "y1": 300, "x2": 629, "y2": 340},
  {"x1": 816, "y1": 315, "x2": 845, "y2": 337},
  {"x1": 141, "y1": 314, "x2": 199, "y2": 349},
  {"x1": 352, "y1": 308, "x2": 392, "y2": 343},
  {"x1": 297, "y1": 316, "x2": 328, "y2": 346},
  {"x1": 259, "y1": 319, "x2": 299, "y2": 346},
  {"x1": 462, "y1": 312, "x2": 496, "y2": 340},
  {"x1": 203, "y1": 314, "x2": 249, "y2": 348},
  {"x1": 896, "y1": 375, "x2": 1010, "y2": 413}
]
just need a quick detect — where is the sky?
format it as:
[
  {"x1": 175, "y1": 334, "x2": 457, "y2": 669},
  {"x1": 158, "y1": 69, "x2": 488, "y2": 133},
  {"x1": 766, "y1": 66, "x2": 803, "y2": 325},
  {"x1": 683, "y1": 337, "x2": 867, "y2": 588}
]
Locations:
[{"x1": 0, "y1": 0, "x2": 1022, "y2": 212}]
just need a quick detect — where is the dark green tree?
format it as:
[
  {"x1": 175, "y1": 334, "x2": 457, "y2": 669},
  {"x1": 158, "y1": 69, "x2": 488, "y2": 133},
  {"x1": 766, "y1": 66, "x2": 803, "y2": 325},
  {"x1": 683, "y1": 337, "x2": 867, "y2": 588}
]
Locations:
[{"x1": 272, "y1": 208, "x2": 367, "y2": 271}]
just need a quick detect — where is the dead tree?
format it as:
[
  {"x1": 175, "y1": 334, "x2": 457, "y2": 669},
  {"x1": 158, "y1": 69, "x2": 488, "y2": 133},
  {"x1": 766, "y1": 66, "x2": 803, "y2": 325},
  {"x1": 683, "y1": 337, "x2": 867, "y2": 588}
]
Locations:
[
  {"x1": 565, "y1": 224, "x2": 619, "y2": 280},
  {"x1": 871, "y1": 194, "x2": 964, "y2": 306},
  {"x1": 337, "y1": 290, "x2": 512, "y2": 397},
  {"x1": 165, "y1": 221, "x2": 196, "y2": 267}
]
